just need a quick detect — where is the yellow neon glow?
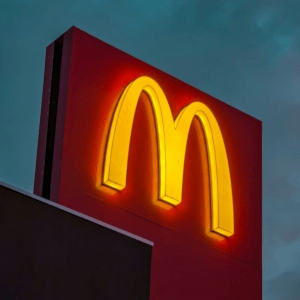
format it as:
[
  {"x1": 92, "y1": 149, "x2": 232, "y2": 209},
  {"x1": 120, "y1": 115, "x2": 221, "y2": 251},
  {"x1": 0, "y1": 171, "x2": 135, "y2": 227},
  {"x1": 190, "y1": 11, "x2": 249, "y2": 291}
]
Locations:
[{"x1": 103, "y1": 76, "x2": 234, "y2": 237}]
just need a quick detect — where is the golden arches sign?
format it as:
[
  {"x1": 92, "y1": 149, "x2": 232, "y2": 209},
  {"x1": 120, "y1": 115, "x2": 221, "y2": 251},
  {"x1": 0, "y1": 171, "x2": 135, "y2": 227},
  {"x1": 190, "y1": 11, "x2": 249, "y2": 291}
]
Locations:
[{"x1": 103, "y1": 76, "x2": 234, "y2": 237}]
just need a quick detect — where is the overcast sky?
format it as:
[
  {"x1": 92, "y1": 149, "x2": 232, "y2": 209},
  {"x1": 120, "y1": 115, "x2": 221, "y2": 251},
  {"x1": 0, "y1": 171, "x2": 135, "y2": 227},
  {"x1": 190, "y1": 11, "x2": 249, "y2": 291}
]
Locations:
[{"x1": 1, "y1": 0, "x2": 300, "y2": 298}]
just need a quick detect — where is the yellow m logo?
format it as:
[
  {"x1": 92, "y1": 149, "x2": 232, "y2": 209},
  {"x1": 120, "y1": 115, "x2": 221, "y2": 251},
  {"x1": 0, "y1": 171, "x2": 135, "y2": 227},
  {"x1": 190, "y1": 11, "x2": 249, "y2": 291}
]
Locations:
[{"x1": 103, "y1": 76, "x2": 234, "y2": 237}]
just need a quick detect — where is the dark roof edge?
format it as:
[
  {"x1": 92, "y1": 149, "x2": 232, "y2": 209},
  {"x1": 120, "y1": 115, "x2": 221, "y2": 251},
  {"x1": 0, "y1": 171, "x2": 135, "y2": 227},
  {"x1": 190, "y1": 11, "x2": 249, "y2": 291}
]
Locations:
[{"x1": 0, "y1": 181, "x2": 154, "y2": 247}]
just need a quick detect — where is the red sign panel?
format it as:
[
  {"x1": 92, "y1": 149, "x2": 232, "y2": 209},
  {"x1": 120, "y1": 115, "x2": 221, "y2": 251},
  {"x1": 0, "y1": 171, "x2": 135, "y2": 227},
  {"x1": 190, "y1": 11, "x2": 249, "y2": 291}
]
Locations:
[{"x1": 35, "y1": 27, "x2": 262, "y2": 299}]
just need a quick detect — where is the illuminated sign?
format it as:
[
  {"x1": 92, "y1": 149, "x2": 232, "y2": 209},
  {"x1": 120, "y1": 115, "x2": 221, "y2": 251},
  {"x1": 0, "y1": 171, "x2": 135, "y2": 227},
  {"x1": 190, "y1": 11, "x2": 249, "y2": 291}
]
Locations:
[{"x1": 102, "y1": 76, "x2": 234, "y2": 237}]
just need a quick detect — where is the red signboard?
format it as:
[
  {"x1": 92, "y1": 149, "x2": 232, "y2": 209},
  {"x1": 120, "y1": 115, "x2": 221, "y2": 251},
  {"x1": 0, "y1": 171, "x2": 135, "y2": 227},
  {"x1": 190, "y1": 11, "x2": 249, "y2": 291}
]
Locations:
[{"x1": 35, "y1": 27, "x2": 262, "y2": 299}]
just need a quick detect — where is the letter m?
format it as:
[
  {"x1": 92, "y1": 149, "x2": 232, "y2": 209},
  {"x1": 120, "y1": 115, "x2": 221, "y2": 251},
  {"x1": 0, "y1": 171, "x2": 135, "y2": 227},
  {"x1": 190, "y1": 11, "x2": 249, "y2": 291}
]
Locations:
[{"x1": 102, "y1": 76, "x2": 234, "y2": 237}]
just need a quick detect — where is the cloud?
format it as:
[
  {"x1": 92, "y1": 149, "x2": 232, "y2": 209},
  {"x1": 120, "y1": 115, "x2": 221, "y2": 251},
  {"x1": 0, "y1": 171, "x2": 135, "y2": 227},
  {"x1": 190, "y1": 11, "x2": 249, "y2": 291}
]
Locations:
[
  {"x1": 264, "y1": 176, "x2": 300, "y2": 201},
  {"x1": 279, "y1": 225, "x2": 300, "y2": 243},
  {"x1": 264, "y1": 271, "x2": 300, "y2": 300}
]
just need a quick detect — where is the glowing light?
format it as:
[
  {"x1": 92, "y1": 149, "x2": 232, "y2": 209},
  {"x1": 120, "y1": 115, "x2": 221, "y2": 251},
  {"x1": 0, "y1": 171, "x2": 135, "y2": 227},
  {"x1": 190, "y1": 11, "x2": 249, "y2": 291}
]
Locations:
[{"x1": 102, "y1": 76, "x2": 234, "y2": 237}]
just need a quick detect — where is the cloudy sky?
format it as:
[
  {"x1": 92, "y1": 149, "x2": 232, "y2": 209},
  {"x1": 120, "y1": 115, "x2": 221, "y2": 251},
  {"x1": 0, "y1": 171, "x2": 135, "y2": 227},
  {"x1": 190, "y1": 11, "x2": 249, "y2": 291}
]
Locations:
[{"x1": 1, "y1": 0, "x2": 299, "y2": 298}]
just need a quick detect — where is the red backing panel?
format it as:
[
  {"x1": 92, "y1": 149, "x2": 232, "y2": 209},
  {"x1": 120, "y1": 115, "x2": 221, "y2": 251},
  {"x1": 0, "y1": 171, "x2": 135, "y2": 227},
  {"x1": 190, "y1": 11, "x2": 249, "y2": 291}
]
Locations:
[{"x1": 36, "y1": 27, "x2": 262, "y2": 299}]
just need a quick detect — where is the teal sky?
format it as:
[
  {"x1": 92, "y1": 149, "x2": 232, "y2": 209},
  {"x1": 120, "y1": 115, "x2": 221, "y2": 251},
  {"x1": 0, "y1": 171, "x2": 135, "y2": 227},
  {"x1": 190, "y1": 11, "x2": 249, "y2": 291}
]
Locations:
[{"x1": 1, "y1": 1, "x2": 300, "y2": 298}]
